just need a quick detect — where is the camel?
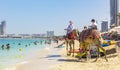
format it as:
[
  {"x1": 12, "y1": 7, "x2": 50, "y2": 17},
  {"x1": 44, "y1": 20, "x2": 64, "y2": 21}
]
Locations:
[
  {"x1": 65, "y1": 29, "x2": 79, "y2": 57},
  {"x1": 79, "y1": 29, "x2": 108, "y2": 62}
]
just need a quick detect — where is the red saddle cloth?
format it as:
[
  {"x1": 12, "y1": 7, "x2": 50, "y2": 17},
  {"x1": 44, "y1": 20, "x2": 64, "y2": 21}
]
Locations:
[
  {"x1": 79, "y1": 29, "x2": 100, "y2": 41},
  {"x1": 67, "y1": 32, "x2": 76, "y2": 40}
]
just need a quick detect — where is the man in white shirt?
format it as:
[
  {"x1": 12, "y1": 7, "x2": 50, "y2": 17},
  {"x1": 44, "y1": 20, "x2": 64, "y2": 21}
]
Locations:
[
  {"x1": 91, "y1": 19, "x2": 97, "y2": 25},
  {"x1": 89, "y1": 19, "x2": 97, "y2": 29}
]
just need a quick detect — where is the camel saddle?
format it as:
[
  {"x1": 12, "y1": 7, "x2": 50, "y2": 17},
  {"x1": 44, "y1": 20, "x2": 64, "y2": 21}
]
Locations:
[{"x1": 79, "y1": 29, "x2": 101, "y2": 41}]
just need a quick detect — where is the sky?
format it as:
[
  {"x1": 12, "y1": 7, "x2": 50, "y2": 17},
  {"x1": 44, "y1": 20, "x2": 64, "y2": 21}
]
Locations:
[{"x1": 0, "y1": 0, "x2": 119, "y2": 35}]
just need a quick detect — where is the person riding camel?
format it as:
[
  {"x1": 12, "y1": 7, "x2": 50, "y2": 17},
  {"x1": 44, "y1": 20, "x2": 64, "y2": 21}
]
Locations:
[
  {"x1": 65, "y1": 20, "x2": 74, "y2": 39},
  {"x1": 83, "y1": 26, "x2": 87, "y2": 31},
  {"x1": 89, "y1": 19, "x2": 97, "y2": 30}
]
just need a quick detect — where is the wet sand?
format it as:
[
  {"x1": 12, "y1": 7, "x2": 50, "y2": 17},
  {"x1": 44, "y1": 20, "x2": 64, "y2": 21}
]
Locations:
[{"x1": 15, "y1": 41, "x2": 66, "y2": 70}]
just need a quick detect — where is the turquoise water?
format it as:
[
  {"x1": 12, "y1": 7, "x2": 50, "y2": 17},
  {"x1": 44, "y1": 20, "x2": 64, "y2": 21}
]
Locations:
[{"x1": 0, "y1": 38, "x2": 49, "y2": 70}]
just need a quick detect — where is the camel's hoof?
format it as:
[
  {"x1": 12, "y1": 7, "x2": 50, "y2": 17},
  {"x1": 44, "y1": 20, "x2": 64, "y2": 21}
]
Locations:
[
  {"x1": 105, "y1": 58, "x2": 108, "y2": 62},
  {"x1": 67, "y1": 53, "x2": 71, "y2": 56},
  {"x1": 93, "y1": 59, "x2": 97, "y2": 62},
  {"x1": 76, "y1": 58, "x2": 83, "y2": 62}
]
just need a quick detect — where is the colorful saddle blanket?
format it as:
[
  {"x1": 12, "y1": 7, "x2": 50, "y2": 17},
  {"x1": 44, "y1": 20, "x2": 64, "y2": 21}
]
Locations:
[
  {"x1": 67, "y1": 32, "x2": 76, "y2": 40},
  {"x1": 79, "y1": 29, "x2": 100, "y2": 41}
]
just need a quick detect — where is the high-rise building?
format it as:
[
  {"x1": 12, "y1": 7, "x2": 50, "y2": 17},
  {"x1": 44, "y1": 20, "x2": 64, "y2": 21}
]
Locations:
[
  {"x1": 101, "y1": 21, "x2": 108, "y2": 32},
  {"x1": 1, "y1": 21, "x2": 6, "y2": 35},
  {"x1": 0, "y1": 24, "x2": 1, "y2": 35},
  {"x1": 47, "y1": 31, "x2": 54, "y2": 37},
  {"x1": 110, "y1": 0, "x2": 119, "y2": 28}
]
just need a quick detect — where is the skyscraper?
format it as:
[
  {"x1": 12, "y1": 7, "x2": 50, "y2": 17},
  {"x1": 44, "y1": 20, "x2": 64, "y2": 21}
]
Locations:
[
  {"x1": 1, "y1": 21, "x2": 6, "y2": 35},
  {"x1": 101, "y1": 21, "x2": 108, "y2": 32},
  {"x1": 47, "y1": 31, "x2": 54, "y2": 37},
  {"x1": 0, "y1": 24, "x2": 1, "y2": 35},
  {"x1": 110, "y1": 0, "x2": 119, "y2": 26},
  {"x1": 110, "y1": 0, "x2": 119, "y2": 28}
]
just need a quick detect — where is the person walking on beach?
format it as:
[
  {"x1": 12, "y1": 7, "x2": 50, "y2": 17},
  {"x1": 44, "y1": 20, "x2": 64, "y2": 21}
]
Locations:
[{"x1": 65, "y1": 20, "x2": 74, "y2": 38}]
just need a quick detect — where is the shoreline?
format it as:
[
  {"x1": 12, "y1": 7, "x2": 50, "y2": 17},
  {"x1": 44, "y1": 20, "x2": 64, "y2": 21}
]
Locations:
[
  {"x1": 6, "y1": 40, "x2": 120, "y2": 70},
  {"x1": 13, "y1": 40, "x2": 66, "y2": 70}
]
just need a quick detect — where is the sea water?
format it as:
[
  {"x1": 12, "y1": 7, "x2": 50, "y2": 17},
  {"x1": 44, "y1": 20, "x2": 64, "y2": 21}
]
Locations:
[{"x1": 0, "y1": 38, "x2": 50, "y2": 70}]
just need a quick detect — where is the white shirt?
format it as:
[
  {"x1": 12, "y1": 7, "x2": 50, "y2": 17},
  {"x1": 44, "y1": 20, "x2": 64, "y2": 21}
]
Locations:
[
  {"x1": 90, "y1": 22, "x2": 97, "y2": 26},
  {"x1": 88, "y1": 22, "x2": 97, "y2": 29}
]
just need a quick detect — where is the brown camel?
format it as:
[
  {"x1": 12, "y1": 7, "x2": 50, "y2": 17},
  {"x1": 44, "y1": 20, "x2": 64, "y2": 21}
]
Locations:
[{"x1": 79, "y1": 29, "x2": 108, "y2": 62}]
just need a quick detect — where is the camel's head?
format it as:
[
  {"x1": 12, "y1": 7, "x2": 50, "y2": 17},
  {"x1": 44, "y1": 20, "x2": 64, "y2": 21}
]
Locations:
[{"x1": 73, "y1": 29, "x2": 79, "y2": 37}]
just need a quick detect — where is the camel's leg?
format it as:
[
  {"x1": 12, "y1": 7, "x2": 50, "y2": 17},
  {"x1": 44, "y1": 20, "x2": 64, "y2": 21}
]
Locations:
[
  {"x1": 79, "y1": 42, "x2": 89, "y2": 61},
  {"x1": 94, "y1": 39, "x2": 103, "y2": 62},
  {"x1": 79, "y1": 42, "x2": 82, "y2": 59},
  {"x1": 66, "y1": 40, "x2": 68, "y2": 55},
  {"x1": 94, "y1": 45, "x2": 99, "y2": 62},
  {"x1": 86, "y1": 50, "x2": 89, "y2": 61},
  {"x1": 85, "y1": 43, "x2": 90, "y2": 62},
  {"x1": 72, "y1": 40, "x2": 75, "y2": 57},
  {"x1": 98, "y1": 39, "x2": 108, "y2": 62},
  {"x1": 99, "y1": 46, "x2": 108, "y2": 61},
  {"x1": 66, "y1": 40, "x2": 70, "y2": 56},
  {"x1": 86, "y1": 50, "x2": 91, "y2": 62},
  {"x1": 77, "y1": 42, "x2": 83, "y2": 61},
  {"x1": 68, "y1": 40, "x2": 72, "y2": 56},
  {"x1": 66, "y1": 40, "x2": 68, "y2": 51}
]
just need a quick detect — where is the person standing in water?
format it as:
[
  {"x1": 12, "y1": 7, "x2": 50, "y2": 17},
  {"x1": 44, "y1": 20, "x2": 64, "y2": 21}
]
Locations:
[
  {"x1": 6, "y1": 43, "x2": 10, "y2": 50},
  {"x1": 1, "y1": 45, "x2": 5, "y2": 50}
]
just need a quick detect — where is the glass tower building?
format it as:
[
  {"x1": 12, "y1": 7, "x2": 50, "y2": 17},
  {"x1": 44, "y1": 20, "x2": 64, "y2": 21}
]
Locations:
[{"x1": 110, "y1": 0, "x2": 119, "y2": 27}]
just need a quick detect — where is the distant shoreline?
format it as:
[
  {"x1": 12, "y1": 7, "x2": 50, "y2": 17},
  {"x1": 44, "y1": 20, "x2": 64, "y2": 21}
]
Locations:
[{"x1": 0, "y1": 35, "x2": 65, "y2": 39}]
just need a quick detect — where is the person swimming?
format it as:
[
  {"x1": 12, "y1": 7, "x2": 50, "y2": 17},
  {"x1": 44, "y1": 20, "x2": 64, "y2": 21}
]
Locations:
[
  {"x1": 1, "y1": 44, "x2": 5, "y2": 50},
  {"x1": 40, "y1": 40, "x2": 43, "y2": 44},
  {"x1": 6, "y1": 43, "x2": 10, "y2": 50},
  {"x1": 29, "y1": 44, "x2": 31, "y2": 46},
  {"x1": 34, "y1": 41, "x2": 37, "y2": 45},
  {"x1": 18, "y1": 43, "x2": 21, "y2": 45},
  {"x1": 25, "y1": 45, "x2": 28, "y2": 47}
]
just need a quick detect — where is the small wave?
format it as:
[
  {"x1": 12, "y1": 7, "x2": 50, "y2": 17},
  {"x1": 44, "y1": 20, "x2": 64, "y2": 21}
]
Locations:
[
  {"x1": 5, "y1": 67, "x2": 16, "y2": 70},
  {"x1": 19, "y1": 61, "x2": 29, "y2": 64},
  {"x1": 45, "y1": 47, "x2": 50, "y2": 50}
]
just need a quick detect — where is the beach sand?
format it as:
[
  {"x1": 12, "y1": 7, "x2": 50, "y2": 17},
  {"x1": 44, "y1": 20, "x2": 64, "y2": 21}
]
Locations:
[
  {"x1": 51, "y1": 40, "x2": 120, "y2": 70},
  {"x1": 51, "y1": 53, "x2": 120, "y2": 70},
  {"x1": 15, "y1": 40, "x2": 120, "y2": 70}
]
